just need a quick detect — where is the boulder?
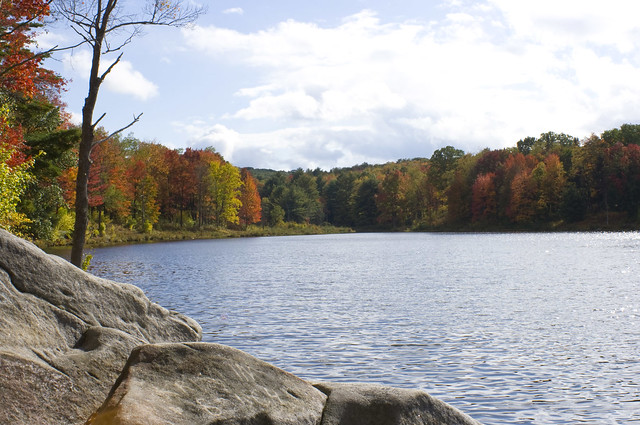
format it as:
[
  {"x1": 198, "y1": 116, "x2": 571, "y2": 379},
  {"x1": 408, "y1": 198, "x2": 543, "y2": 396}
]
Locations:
[
  {"x1": 86, "y1": 343, "x2": 481, "y2": 425},
  {"x1": 314, "y1": 382, "x2": 482, "y2": 425},
  {"x1": 86, "y1": 342, "x2": 327, "y2": 425},
  {"x1": 0, "y1": 229, "x2": 202, "y2": 424}
]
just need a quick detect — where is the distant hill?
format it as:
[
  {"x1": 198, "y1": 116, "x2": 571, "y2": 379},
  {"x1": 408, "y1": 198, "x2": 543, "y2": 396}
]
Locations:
[{"x1": 243, "y1": 168, "x2": 282, "y2": 182}]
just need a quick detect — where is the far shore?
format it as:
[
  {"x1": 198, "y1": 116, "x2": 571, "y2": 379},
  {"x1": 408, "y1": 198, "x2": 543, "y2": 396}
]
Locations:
[{"x1": 38, "y1": 213, "x2": 639, "y2": 254}]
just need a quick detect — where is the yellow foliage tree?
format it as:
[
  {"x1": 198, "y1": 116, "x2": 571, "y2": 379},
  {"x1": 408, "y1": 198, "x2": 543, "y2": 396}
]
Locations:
[
  {"x1": 0, "y1": 143, "x2": 33, "y2": 234},
  {"x1": 209, "y1": 160, "x2": 243, "y2": 226}
]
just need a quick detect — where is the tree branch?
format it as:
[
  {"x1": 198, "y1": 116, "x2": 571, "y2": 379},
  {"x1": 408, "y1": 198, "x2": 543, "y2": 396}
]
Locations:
[
  {"x1": 98, "y1": 52, "x2": 123, "y2": 83},
  {"x1": 92, "y1": 112, "x2": 143, "y2": 148},
  {"x1": 92, "y1": 112, "x2": 107, "y2": 128},
  {"x1": 0, "y1": 38, "x2": 90, "y2": 80},
  {"x1": 0, "y1": 45, "x2": 57, "y2": 79}
]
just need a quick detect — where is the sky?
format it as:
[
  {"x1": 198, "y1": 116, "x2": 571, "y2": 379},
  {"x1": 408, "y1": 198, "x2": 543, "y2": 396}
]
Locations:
[{"x1": 41, "y1": 0, "x2": 640, "y2": 171}]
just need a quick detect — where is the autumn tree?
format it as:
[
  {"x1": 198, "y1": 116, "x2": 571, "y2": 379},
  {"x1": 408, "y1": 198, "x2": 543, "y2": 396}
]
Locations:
[
  {"x1": 163, "y1": 149, "x2": 195, "y2": 226},
  {"x1": 183, "y1": 147, "x2": 221, "y2": 226},
  {"x1": 209, "y1": 160, "x2": 242, "y2": 226},
  {"x1": 54, "y1": 0, "x2": 203, "y2": 266},
  {"x1": 471, "y1": 172, "x2": 498, "y2": 223},
  {"x1": 0, "y1": 0, "x2": 74, "y2": 240},
  {"x1": 95, "y1": 136, "x2": 133, "y2": 223},
  {"x1": 446, "y1": 154, "x2": 477, "y2": 225},
  {"x1": 376, "y1": 169, "x2": 408, "y2": 227},
  {"x1": 0, "y1": 141, "x2": 33, "y2": 232},
  {"x1": 508, "y1": 168, "x2": 538, "y2": 223},
  {"x1": 0, "y1": 0, "x2": 64, "y2": 99},
  {"x1": 537, "y1": 154, "x2": 567, "y2": 219},
  {"x1": 238, "y1": 168, "x2": 261, "y2": 227}
]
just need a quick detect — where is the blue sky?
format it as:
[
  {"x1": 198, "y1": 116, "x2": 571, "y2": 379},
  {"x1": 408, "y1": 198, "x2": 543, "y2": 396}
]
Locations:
[{"x1": 42, "y1": 0, "x2": 640, "y2": 170}]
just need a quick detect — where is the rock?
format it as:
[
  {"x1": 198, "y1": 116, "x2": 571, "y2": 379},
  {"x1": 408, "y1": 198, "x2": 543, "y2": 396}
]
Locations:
[
  {"x1": 314, "y1": 382, "x2": 482, "y2": 425},
  {"x1": 86, "y1": 342, "x2": 328, "y2": 425},
  {"x1": 0, "y1": 229, "x2": 202, "y2": 425}
]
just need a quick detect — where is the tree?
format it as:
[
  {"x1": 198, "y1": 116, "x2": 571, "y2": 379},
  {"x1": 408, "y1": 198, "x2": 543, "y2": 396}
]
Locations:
[
  {"x1": 1, "y1": 0, "x2": 66, "y2": 170},
  {"x1": 517, "y1": 136, "x2": 536, "y2": 155},
  {"x1": 446, "y1": 154, "x2": 477, "y2": 225},
  {"x1": 353, "y1": 175, "x2": 378, "y2": 227},
  {"x1": 602, "y1": 124, "x2": 640, "y2": 146},
  {"x1": 324, "y1": 173, "x2": 356, "y2": 227},
  {"x1": 289, "y1": 169, "x2": 323, "y2": 223},
  {"x1": 238, "y1": 168, "x2": 261, "y2": 227},
  {"x1": 95, "y1": 136, "x2": 132, "y2": 223},
  {"x1": 376, "y1": 169, "x2": 408, "y2": 227},
  {"x1": 508, "y1": 168, "x2": 538, "y2": 223},
  {"x1": 162, "y1": 149, "x2": 195, "y2": 225},
  {"x1": 55, "y1": 0, "x2": 203, "y2": 266},
  {"x1": 209, "y1": 160, "x2": 242, "y2": 226},
  {"x1": 0, "y1": 141, "x2": 33, "y2": 233},
  {"x1": 1, "y1": 0, "x2": 64, "y2": 99},
  {"x1": 184, "y1": 147, "x2": 221, "y2": 226},
  {"x1": 429, "y1": 145, "x2": 464, "y2": 190},
  {"x1": 0, "y1": 1, "x2": 75, "y2": 240},
  {"x1": 537, "y1": 154, "x2": 566, "y2": 219},
  {"x1": 471, "y1": 172, "x2": 498, "y2": 223},
  {"x1": 261, "y1": 198, "x2": 285, "y2": 226}
]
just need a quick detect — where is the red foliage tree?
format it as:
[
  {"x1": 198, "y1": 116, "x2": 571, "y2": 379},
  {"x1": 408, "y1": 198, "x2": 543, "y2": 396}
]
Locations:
[
  {"x1": 471, "y1": 172, "x2": 498, "y2": 223},
  {"x1": 164, "y1": 149, "x2": 196, "y2": 225},
  {"x1": 1, "y1": 0, "x2": 65, "y2": 165},
  {"x1": 0, "y1": 0, "x2": 63, "y2": 98}
]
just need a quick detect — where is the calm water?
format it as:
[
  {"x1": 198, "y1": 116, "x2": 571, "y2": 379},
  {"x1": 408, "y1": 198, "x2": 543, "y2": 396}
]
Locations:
[{"x1": 83, "y1": 232, "x2": 639, "y2": 424}]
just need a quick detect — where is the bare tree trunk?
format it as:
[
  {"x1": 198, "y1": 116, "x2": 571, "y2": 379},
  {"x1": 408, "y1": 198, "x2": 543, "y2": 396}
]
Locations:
[
  {"x1": 70, "y1": 22, "x2": 105, "y2": 267},
  {"x1": 70, "y1": 136, "x2": 91, "y2": 266}
]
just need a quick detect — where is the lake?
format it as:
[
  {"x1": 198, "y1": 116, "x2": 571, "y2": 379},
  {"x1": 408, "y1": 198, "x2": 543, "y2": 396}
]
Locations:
[{"x1": 83, "y1": 232, "x2": 639, "y2": 424}]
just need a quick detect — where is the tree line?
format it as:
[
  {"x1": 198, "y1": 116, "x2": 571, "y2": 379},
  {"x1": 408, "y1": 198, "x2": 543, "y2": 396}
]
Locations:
[{"x1": 253, "y1": 126, "x2": 640, "y2": 231}]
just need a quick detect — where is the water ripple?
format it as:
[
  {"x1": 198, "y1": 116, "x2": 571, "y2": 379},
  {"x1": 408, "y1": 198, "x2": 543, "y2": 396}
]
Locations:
[{"x1": 88, "y1": 232, "x2": 640, "y2": 424}]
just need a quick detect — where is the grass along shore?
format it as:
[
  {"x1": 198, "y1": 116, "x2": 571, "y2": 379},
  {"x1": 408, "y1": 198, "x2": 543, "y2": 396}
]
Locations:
[{"x1": 37, "y1": 222, "x2": 354, "y2": 250}]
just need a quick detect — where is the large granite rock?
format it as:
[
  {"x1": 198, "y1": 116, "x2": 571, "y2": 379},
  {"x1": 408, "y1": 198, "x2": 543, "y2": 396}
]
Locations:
[
  {"x1": 87, "y1": 343, "x2": 481, "y2": 425},
  {"x1": 86, "y1": 343, "x2": 328, "y2": 425},
  {"x1": 314, "y1": 382, "x2": 481, "y2": 425},
  {"x1": 0, "y1": 229, "x2": 202, "y2": 424}
]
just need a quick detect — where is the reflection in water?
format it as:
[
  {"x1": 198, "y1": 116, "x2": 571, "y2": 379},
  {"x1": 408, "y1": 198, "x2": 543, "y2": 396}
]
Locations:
[{"x1": 85, "y1": 232, "x2": 640, "y2": 424}]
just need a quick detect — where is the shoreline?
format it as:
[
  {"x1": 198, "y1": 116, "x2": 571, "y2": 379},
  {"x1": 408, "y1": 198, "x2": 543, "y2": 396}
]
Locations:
[{"x1": 38, "y1": 218, "x2": 639, "y2": 254}]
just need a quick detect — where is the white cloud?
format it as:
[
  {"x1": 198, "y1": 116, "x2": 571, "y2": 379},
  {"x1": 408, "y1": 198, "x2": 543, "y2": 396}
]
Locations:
[
  {"x1": 223, "y1": 7, "x2": 244, "y2": 15},
  {"x1": 172, "y1": 122, "x2": 241, "y2": 161},
  {"x1": 173, "y1": 120, "x2": 393, "y2": 170},
  {"x1": 62, "y1": 50, "x2": 159, "y2": 101},
  {"x1": 105, "y1": 60, "x2": 159, "y2": 100},
  {"x1": 179, "y1": 3, "x2": 640, "y2": 169},
  {"x1": 69, "y1": 111, "x2": 82, "y2": 126},
  {"x1": 487, "y1": 0, "x2": 640, "y2": 55},
  {"x1": 34, "y1": 30, "x2": 67, "y2": 50}
]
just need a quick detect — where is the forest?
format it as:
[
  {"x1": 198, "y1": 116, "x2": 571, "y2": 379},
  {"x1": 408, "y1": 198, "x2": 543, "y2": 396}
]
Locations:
[{"x1": 2, "y1": 1, "x2": 640, "y2": 245}]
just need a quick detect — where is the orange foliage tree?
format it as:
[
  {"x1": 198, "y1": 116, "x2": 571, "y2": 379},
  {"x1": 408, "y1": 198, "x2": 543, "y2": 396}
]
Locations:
[
  {"x1": 471, "y1": 172, "x2": 498, "y2": 223},
  {"x1": 1, "y1": 0, "x2": 64, "y2": 161},
  {"x1": 238, "y1": 168, "x2": 262, "y2": 227}
]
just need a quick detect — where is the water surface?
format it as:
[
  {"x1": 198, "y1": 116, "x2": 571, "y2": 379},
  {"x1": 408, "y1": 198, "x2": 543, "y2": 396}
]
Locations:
[{"x1": 86, "y1": 232, "x2": 640, "y2": 424}]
